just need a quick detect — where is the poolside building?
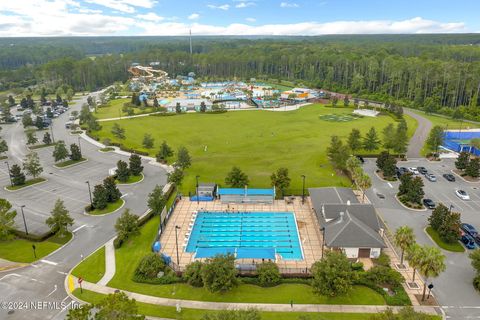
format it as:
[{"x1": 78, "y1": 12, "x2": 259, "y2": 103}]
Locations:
[
  {"x1": 217, "y1": 187, "x2": 275, "y2": 204},
  {"x1": 166, "y1": 98, "x2": 212, "y2": 112},
  {"x1": 309, "y1": 187, "x2": 386, "y2": 259}
]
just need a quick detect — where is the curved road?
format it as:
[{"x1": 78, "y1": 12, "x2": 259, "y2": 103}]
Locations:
[
  {"x1": 405, "y1": 108, "x2": 432, "y2": 159},
  {"x1": 0, "y1": 92, "x2": 168, "y2": 320}
]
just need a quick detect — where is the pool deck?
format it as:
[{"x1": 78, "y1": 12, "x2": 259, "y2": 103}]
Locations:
[{"x1": 159, "y1": 197, "x2": 323, "y2": 271}]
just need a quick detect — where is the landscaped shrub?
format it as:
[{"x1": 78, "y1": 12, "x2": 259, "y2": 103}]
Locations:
[
  {"x1": 351, "y1": 261, "x2": 364, "y2": 271},
  {"x1": 373, "y1": 252, "x2": 391, "y2": 267},
  {"x1": 183, "y1": 261, "x2": 204, "y2": 287},
  {"x1": 311, "y1": 251, "x2": 357, "y2": 297},
  {"x1": 256, "y1": 262, "x2": 281, "y2": 287},
  {"x1": 361, "y1": 266, "x2": 404, "y2": 287},
  {"x1": 133, "y1": 253, "x2": 178, "y2": 284},
  {"x1": 474, "y1": 275, "x2": 480, "y2": 291},
  {"x1": 201, "y1": 254, "x2": 238, "y2": 293}
]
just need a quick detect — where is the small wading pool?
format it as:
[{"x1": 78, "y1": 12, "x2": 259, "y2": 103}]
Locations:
[{"x1": 186, "y1": 211, "x2": 303, "y2": 260}]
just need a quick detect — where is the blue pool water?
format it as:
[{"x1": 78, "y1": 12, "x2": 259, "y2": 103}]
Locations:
[{"x1": 186, "y1": 211, "x2": 303, "y2": 260}]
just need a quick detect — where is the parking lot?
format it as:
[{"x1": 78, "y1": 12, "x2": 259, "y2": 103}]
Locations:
[{"x1": 364, "y1": 157, "x2": 480, "y2": 319}]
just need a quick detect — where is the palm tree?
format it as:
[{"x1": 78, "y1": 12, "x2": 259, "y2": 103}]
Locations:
[
  {"x1": 357, "y1": 173, "x2": 372, "y2": 201},
  {"x1": 417, "y1": 245, "x2": 446, "y2": 301},
  {"x1": 394, "y1": 226, "x2": 416, "y2": 266},
  {"x1": 406, "y1": 243, "x2": 422, "y2": 283}
]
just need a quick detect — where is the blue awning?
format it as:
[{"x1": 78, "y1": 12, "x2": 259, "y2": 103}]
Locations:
[
  {"x1": 195, "y1": 247, "x2": 236, "y2": 259},
  {"x1": 236, "y1": 247, "x2": 276, "y2": 259},
  {"x1": 218, "y1": 188, "x2": 275, "y2": 196}
]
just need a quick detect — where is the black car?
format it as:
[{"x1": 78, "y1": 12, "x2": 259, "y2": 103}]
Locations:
[
  {"x1": 443, "y1": 173, "x2": 456, "y2": 182},
  {"x1": 355, "y1": 155, "x2": 365, "y2": 164},
  {"x1": 396, "y1": 167, "x2": 408, "y2": 179},
  {"x1": 417, "y1": 166, "x2": 428, "y2": 175},
  {"x1": 423, "y1": 198, "x2": 436, "y2": 209}
]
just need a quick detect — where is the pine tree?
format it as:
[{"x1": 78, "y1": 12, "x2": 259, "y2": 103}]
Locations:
[
  {"x1": 270, "y1": 167, "x2": 291, "y2": 197},
  {"x1": 363, "y1": 127, "x2": 380, "y2": 151},
  {"x1": 43, "y1": 132, "x2": 52, "y2": 145},
  {"x1": 225, "y1": 167, "x2": 249, "y2": 188},
  {"x1": 116, "y1": 160, "x2": 130, "y2": 183},
  {"x1": 23, "y1": 152, "x2": 43, "y2": 178},
  {"x1": 176, "y1": 146, "x2": 191, "y2": 169},
  {"x1": 465, "y1": 158, "x2": 480, "y2": 178},
  {"x1": 103, "y1": 176, "x2": 122, "y2": 203},
  {"x1": 347, "y1": 129, "x2": 362, "y2": 153},
  {"x1": 53, "y1": 141, "x2": 69, "y2": 162},
  {"x1": 46, "y1": 199, "x2": 74, "y2": 237},
  {"x1": 142, "y1": 134, "x2": 154, "y2": 149},
  {"x1": 0, "y1": 139, "x2": 8, "y2": 155},
  {"x1": 69, "y1": 143, "x2": 82, "y2": 161},
  {"x1": 26, "y1": 131, "x2": 38, "y2": 145},
  {"x1": 382, "y1": 124, "x2": 396, "y2": 151},
  {"x1": 92, "y1": 184, "x2": 108, "y2": 210},
  {"x1": 156, "y1": 141, "x2": 173, "y2": 163},
  {"x1": 10, "y1": 164, "x2": 25, "y2": 186},
  {"x1": 393, "y1": 120, "x2": 408, "y2": 155},
  {"x1": 129, "y1": 154, "x2": 143, "y2": 176},
  {"x1": 455, "y1": 152, "x2": 470, "y2": 170},
  {"x1": 426, "y1": 125, "x2": 444, "y2": 154},
  {"x1": 111, "y1": 123, "x2": 125, "y2": 139}
]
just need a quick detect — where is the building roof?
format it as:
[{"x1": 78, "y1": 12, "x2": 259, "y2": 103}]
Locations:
[
  {"x1": 309, "y1": 187, "x2": 385, "y2": 249},
  {"x1": 198, "y1": 183, "x2": 216, "y2": 193},
  {"x1": 218, "y1": 188, "x2": 275, "y2": 196},
  {"x1": 166, "y1": 99, "x2": 212, "y2": 107}
]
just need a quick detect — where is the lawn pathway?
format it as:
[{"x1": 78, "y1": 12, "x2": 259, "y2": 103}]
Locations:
[
  {"x1": 69, "y1": 276, "x2": 439, "y2": 315},
  {"x1": 97, "y1": 238, "x2": 116, "y2": 286}
]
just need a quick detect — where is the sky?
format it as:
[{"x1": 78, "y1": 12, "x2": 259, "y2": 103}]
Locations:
[{"x1": 0, "y1": 0, "x2": 479, "y2": 37}]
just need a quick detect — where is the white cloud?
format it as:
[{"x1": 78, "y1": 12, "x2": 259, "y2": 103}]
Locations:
[
  {"x1": 245, "y1": 17, "x2": 256, "y2": 22},
  {"x1": 77, "y1": 8, "x2": 103, "y2": 14},
  {"x1": 136, "y1": 12, "x2": 164, "y2": 22},
  {"x1": 84, "y1": 0, "x2": 157, "y2": 13},
  {"x1": 235, "y1": 2, "x2": 256, "y2": 8},
  {"x1": 188, "y1": 13, "x2": 200, "y2": 20},
  {"x1": 207, "y1": 4, "x2": 230, "y2": 10},
  {"x1": 280, "y1": 2, "x2": 299, "y2": 8}
]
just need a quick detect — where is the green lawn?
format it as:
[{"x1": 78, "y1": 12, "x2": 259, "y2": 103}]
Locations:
[
  {"x1": 426, "y1": 227, "x2": 465, "y2": 252},
  {"x1": 28, "y1": 143, "x2": 57, "y2": 150},
  {"x1": 408, "y1": 109, "x2": 480, "y2": 130},
  {"x1": 94, "y1": 98, "x2": 157, "y2": 119},
  {"x1": 99, "y1": 147, "x2": 115, "y2": 152},
  {"x1": 92, "y1": 104, "x2": 417, "y2": 193},
  {"x1": 6, "y1": 177, "x2": 46, "y2": 191},
  {"x1": 71, "y1": 246, "x2": 106, "y2": 283},
  {"x1": 87, "y1": 198, "x2": 124, "y2": 216},
  {"x1": 116, "y1": 174, "x2": 144, "y2": 185},
  {"x1": 73, "y1": 289, "x2": 395, "y2": 320},
  {"x1": 0, "y1": 232, "x2": 72, "y2": 263},
  {"x1": 108, "y1": 218, "x2": 384, "y2": 305},
  {"x1": 55, "y1": 158, "x2": 87, "y2": 168}
]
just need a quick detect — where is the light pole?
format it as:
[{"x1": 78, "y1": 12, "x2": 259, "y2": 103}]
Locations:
[
  {"x1": 301, "y1": 175, "x2": 306, "y2": 204},
  {"x1": 175, "y1": 225, "x2": 181, "y2": 269},
  {"x1": 85, "y1": 181, "x2": 93, "y2": 208},
  {"x1": 20, "y1": 205, "x2": 28, "y2": 235},
  {"x1": 5, "y1": 161, "x2": 12, "y2": 187},
  {"x1": 321, "y1": 227, "x2": 326, "y2": 259},
  {"x1": 195, "y1": 175, "x2": 200, "y2": 205},
  {"x1": 449, "y1": 204, "x2": 454, "y2": 213},
  {"x1": 50, "y1": 124, "x2": 55, "y2": 143},
  {"x1": 77, "y1": 136, "x2": 82, "y2": 154}
]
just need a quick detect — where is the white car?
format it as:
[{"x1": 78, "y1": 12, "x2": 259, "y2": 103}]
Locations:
[
  {"x1": 408, "y1": 167, "x2": 419, "y2": 175},
  {"x1": 455, "y1": 189, "x2": 470, "y2": 200}
]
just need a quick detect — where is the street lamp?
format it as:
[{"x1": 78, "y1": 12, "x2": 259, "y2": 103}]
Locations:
[
  {"x1": 4, "y1": 161, "x2": 12, "y2": 187},
  {"x1": 20, "y1": 205, "x2": 28, "y2": 235},
  {"x1": 301, "y1": 175, "x2": 306, "y2": 204},
  {"x1": 321, "y1": 227, "x2": 326, "y2": 259},
  {"x1": 175, "y1": 225, "x2": 181, "y2": 269},
  {"x1": 77, "y1": 136, "x2": 82, "y2": 154},
  {"x1": 85, "y1": 181, "x2": 93, "y2": 208},
  {"x1": 449, "y1": 204, "x2": 454, "y2": 213},
  {"x1": 50, "y1": 124, "x2": 55, "y2": 143},
  {"x1": 195, "y1": 175, "x2": 200, "y2": 205}
]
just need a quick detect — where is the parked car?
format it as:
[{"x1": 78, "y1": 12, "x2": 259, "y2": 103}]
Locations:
[
  {"x1": 423, "y1": 198, "x2": 436, "y2": 209},
  {"x1": 65, "y1": 121, "x2": 73, "y2": 129},
  {"x1": 408, "y1": 167, "x2": 419, "y2": 175},
  {"x1": 396, "y1": 167, "x2": 409, "y2": 178},
  {"x1": 443, "y1": 173, "x2": 456, "y2": 182},
  {"x1": 460, "y1": 232, "x2": 477, "y2": 249},
  {"x1": 461, "y1": 223, "x2": 478, "y2": 237},
  {"x1": 417, "y1": 166, "x2": 428, "y2": 175},
  {"x1": 456, "y1": 189, "x2": 470, "y2": 200},
  {"x1": 425, "y1": 173, "x2": 437, "y2": 182}
]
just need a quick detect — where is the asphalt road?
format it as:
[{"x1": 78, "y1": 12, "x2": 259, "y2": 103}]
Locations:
[
  {"x1": 0, "y1": 92, "x2": 168, "y2": 320},
  {"x1": 364, "y1": 158, "x2": 480, "y2": 320},
  {"x1": 404, "y1": 108, "x2": 432, "y2": 159}
]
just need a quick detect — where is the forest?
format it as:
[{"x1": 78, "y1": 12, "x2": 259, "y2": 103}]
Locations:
[{"x1": 1, "y1": 34, "x2": 480, "y2": 119}]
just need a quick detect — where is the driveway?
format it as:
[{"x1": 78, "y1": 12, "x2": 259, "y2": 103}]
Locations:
[{"x1": 404, "y1": 108, "x2": 432, "y2": 159}]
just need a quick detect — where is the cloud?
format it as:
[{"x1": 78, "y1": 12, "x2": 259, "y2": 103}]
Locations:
[
  {"x1": 235, "y1": 2, "x2": 256, "y2": 8},
  {"x1": 280, "y1": 2, "x2": 299, "y2": 8},
  {"x1": 84, "y1": 0, "x2": 157, "y2": 13},
  {"x1": 207, "y1": 4, "x2": 230, "y2": 10},
  {"x1": 138, "y1": 17, "x2": 466, "y2": 36},
  {"x1": 245, "y1": 17, "x2": 256, "y2": 22},
  {"x1": 188, "y1": 13, "x2": 200, "y2": 20},
  {"x1": 136, "y1": 12, "x2": 164, "y2": 22},
  {"x1": 77, "y1": 8, "x2": 103, "y2": 14}
]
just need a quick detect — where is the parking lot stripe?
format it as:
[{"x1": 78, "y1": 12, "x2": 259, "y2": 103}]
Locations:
[{"x1": 40, "y1": 259, "x2": 58, "y2": 266}]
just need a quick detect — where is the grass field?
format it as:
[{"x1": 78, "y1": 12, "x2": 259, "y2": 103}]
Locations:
[
  {"x1": 408, "y1": 109, "x2": 480, "y2": 130},
  {"x1": 116, "y1": 174, "x2": 143, "y2": 185},
  {"x1": 107, "y1": 217, "x2": 385, "y2": 305},
  {"x1": 55, "y1": 158, "x2": 87, "y2": 168},
  {"x1": 71, "y1": 246, "x2": 106, "y2": 283},
  {"x1": 73, "y1": 289, "x2": 396, "y2": 320},
  {"x1": 426, "y1": 227, "x2": 465, "y2": 253},
  {"x1": 94, "y1": 98, "x2": 157, "y2": 119},
  {"x1": 92, "y1": 105, "x2": 417, "y2": 193},
  {"x1": 6, "y1": 177, "x2": 46, "y2": 191},
  {"x1": 0, "y1": 232, "x2": 71, "y2": 263},
  {"x1": 87, "y1": 199, "x2": 124, "y2": 215}
]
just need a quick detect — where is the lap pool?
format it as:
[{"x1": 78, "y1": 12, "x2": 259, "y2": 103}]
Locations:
[{"x1": 186, "y1": 211, "x2": 303, "y2": 260}]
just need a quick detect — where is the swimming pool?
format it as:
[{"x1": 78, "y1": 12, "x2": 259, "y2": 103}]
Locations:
[{"x1": 186, "y1": 211, "x2": 303, "y2": 260}]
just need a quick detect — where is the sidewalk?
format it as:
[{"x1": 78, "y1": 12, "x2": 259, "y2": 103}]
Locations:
[
  {"x1": 70, "y1": 276, "x2": 439, "y2": 315},
  {"x1": 97, "y1": 239, "x2": 115, "y2": 286}
]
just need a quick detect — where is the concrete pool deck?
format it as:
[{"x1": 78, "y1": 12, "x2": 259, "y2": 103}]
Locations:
[{"x1": 159, "y1": 197, "x2": 323, "y2": 271}]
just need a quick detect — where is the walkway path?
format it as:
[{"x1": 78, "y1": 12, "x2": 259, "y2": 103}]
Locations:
[
  {"x1": 404, "y1": 108, "x2": 433, "y2": 159},
  {"x1": 97, "y1": 239, "x2": 115, "y2": 286},
  {"x1": 70, "y1": 276, "x2": 439, "y2": 315}
]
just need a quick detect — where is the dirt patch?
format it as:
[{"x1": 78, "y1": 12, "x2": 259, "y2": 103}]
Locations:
[
  {"x1": 376, "y1": 170, "x2": 397, "y2": 181},
  {"x1": 414, "y1": 294, "x2": 439, "y2": 306},
  {"x1": 296, "y1": 220, "x2": 306, "y2": 229}
]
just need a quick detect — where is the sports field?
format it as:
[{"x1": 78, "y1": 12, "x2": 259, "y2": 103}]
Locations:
[{"x1": 92, "y1": 105, "x2": 417, "y2": 193}]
